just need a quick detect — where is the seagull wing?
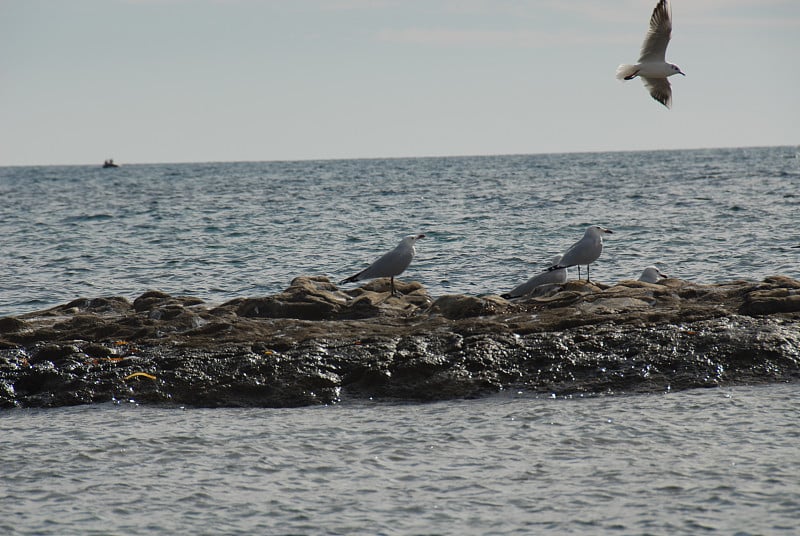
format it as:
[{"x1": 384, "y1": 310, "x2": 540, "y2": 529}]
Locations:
[
  {"x1": 641, "y1": 76, "x2": 673, "y2": 108},
  {"x1": 505, "y1": 268, "x2": 566, "y2": 299},
  {"x1": 344, "y1": 244, "x2": 413, "y2": 283},
  {"x1": 638, "y1": 0, "x2": 672, "y2": 63}
]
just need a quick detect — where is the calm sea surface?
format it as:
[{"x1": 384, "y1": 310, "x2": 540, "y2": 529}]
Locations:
[
  {"x1": 2, "y1": 384, "x2": 799, "y2": 535},
  {"x1": 2, "y1": 148, "x2": 799, "y2": 534},
  {"x1": 1, "y1": 146, "x2": 799, "y2": 317}
]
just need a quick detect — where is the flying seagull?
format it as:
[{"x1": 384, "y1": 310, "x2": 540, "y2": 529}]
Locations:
[
  {"x1": 616, "y1": 0, "x2": 684, "y2": 108},
  {"x1": 548, "y1": 225, "x2": 613, "y2": 282},
  {"x1": 638, "y1": 266, "x2": 668, "y2": 283},
  {"x1": 340, "y1": 234, "x2": 425, "y2": 296}
]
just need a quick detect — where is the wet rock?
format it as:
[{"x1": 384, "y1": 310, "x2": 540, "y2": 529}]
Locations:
[
  {"x1": 134, "y1": 290, "x2": 173, "y2": 312},
  {"x1": 231, "y1": 276, "x2": 431, "y2": 320},
  {"x1": 134, "y1": 290, "x2": 205, "y2": 312},
  {"x1": 0, "y1": 275, "x2": 799, "y2": 408},
  {"x1": 83, "y1": 342, "x2": 114, "y2": 358},
  {"x1": 0, "y1": 317, "x2": 27, "y2": 334},
  {"x1": 740, "y1": 276, "x2": 800, "y2": 315},
  {"x1": 429, "y1": 294, "x2": 512, "y2": 319},
  {"x1": 60, "y1": 296, "x2": 133, "y2": 315}
]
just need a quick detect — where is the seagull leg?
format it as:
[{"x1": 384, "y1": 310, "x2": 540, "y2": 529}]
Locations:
[
  {"x1": 390, "y1": 276, "x2": 396, "y2": 296},
  {"x1": 624, "y1": 70, "x2": 639, "y2": 80},
  {"x1": 577, "y1": 266, "x2": 581, "y2": 280},
  {"x1": 587, "y1": 264, "x2": 591, "y2": 282}
]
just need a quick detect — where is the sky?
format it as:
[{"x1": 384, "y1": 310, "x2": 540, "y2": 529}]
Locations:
[{"x1": 1, "y1": 0, "x2": 798, "y2": 166}]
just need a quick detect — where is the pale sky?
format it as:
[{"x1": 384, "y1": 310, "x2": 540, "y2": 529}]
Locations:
[{"x1": 1, "y1": 0, "x2": 798, "y2": 166}]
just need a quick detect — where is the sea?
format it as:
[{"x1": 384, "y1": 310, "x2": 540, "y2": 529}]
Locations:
[
  {"x1": 1, "y1": 146, "x2": 799, "y2": 534},
  {"x1": 1, "y1": 386, "x2": 799, "y2": 535}
]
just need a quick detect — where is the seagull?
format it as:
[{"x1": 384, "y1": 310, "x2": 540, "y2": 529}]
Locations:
[
  {"x1": 548, "y1": 225, "x2": 613, "y2": 282},
  {"x1": 501, "y1": 255, "x2": 568, "y2": 299},
  {"x1": 339, "y1": 234, "x2": 425, "y2": 296},
  {"x1": 638, "y1": 266, "x2": 668, "y2": 283},
  {"x1": 616, "y1": 0, "x2": 685, "y2": 108}
]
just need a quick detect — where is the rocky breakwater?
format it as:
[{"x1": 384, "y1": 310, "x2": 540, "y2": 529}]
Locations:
[{"x1": 1, "y1": 275, "x2": 799, "y2": 409}]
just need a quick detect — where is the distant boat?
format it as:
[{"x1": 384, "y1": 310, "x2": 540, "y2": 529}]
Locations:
[{"x1": 102, "y1": 159, "x2": 120, "y2": 168}]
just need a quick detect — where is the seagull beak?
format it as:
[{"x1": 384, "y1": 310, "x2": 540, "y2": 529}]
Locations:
[
  {"x1": 605, "y1": 228, "x2": 614, "y2": 234},
  {"x1": 417, "y1": 234, "x2": 426, "y2": 239},
  {"x1": 679, "y1": 70, "x2": 686, "y2": 76}
]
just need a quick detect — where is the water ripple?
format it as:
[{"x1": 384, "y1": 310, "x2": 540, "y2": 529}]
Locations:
[{"x1": 1, "y1": 147, "x2": 799, "y2": 316}]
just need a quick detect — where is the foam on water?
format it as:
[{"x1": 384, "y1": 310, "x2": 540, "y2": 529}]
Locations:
[{"x1": 1, "y1": 146, "x2": 799, "y2": 316}]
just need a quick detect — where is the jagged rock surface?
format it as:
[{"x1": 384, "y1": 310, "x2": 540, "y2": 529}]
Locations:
[{"x1": 1, "y1": 275, "x2": 799, "y2": 408}]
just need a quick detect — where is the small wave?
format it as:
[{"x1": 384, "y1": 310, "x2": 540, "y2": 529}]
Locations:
[{"x1": 63, "y1": 214, "x2": 114, "y2": 223}]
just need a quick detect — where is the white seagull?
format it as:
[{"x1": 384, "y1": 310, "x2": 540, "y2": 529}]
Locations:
[
  {"x1": 340, "y1": 234, "x2": 425, "y2": 296},
  {"x1": 616, "y1": 0, "x2": 684, "y2": 108},
  {"x1": 548, "y1": 225, "x2": 613, "y2": 282},
  {"x1": 502, "y1": 255, "x2": 568, "y2": 299},
  {"x1": 638, "y1": 266, "x2": 668, "y2": 283}
]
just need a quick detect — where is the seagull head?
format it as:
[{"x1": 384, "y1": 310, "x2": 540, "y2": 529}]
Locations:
[
  {"x1": 587, "y1": 225, "x2": 613, "y2": 237},
  {"x1": 639, "y1": 266, "x2": 668, "y2": 283},
  {"x1": 402, "y1": 234, "x2": 426, "y2": 244},
  {"x1": 670, "y1": 64, "x2": 685, "y2": 76}
]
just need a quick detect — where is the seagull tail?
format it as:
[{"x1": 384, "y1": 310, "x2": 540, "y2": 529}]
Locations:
[
  {"x1": 616, "y1": 64, "x2": 638, "y2": 80},
  {"x1": 340, "y1": 264, "x2": 370, "y2": 284}
]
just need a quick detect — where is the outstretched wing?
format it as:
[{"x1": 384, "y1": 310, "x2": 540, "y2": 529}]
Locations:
[
  {"x1": 642, "y1": 76, "x2": 673, "y2": 108},
  {"x1": 639, "y1": 0, "x2": 672, "y2": 63}
]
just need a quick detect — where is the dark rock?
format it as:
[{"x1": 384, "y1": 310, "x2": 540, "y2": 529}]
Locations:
[
  {"x1": 133, "y1": 290, "x2": 174, "y2": 312},
  {"x1": 1, "y1": 275, "x2": 799, "y2": 409},
  {"x1": 83, "y1": 342, "x2": 114, "y2": 358},
  {"x1": 134, "y1": 290, "x2": 204, "y2": 313},
  {"x1": 31, "y1": 343, "x2": 81, "y2": 364},
  {"x1": 0, "y1": 317, "x2": 27, "y2": 334},
  {"x1": 428, "y1": 294, "x2": 511, "y2": 319},
  {"x1": 234, "y1": 276, "x2": 431, "y2": 320},
  {"x1": 740, "y1": 277, "x2": 800, "y2": 315},
  {"x1": 235, "y1": 276, "x2": 348, "y2": 320},
  {"x1": 62, "y1": 296, "x2": 132, "y2": 314}
]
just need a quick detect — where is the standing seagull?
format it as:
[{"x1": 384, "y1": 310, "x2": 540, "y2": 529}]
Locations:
[
  {"x1": 616, "y1": 0, "x2": 685, "y2": 108},
  {"x1": 340, "y1": 234, "x2": 425, "y2": 296},
  {"x1": 638, "y1": 266, "x2": 668, "y2": 283},
  {"x1": 548, "y1": 225, "x2": 613, "y2": 282}
]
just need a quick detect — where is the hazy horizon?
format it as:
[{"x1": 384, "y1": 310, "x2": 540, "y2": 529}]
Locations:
[{"x1": 2, "y1": 0, "x2": 798, "y2": 167}]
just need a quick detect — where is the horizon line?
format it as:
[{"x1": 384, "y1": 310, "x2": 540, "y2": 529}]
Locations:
[{"x1": 1, "y1": 143, "x2": 795, "y2": 169}]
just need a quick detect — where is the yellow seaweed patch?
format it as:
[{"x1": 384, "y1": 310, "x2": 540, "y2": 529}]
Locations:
[{"x1": 124, "y1": 372, "x2": 157, "y2": 381}]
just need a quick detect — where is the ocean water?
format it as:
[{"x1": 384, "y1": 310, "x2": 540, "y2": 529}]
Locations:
[
  {"x1": 1, "y1": 146, "x2": 799, "y2": 317},
  {"x1": 2, "y1": 384, "x2": 799, "y2": 535},
  {"x1": 2, "y1": 148, "x2": 800, "y2": 534}
]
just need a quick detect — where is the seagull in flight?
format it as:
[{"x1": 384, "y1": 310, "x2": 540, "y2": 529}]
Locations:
[
  {"x1": 616, "y1": 0, "x2": 684, "y2": 108},
  {"x1": 340, "y1": 234, "x2": 425, "y2": 296}
]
